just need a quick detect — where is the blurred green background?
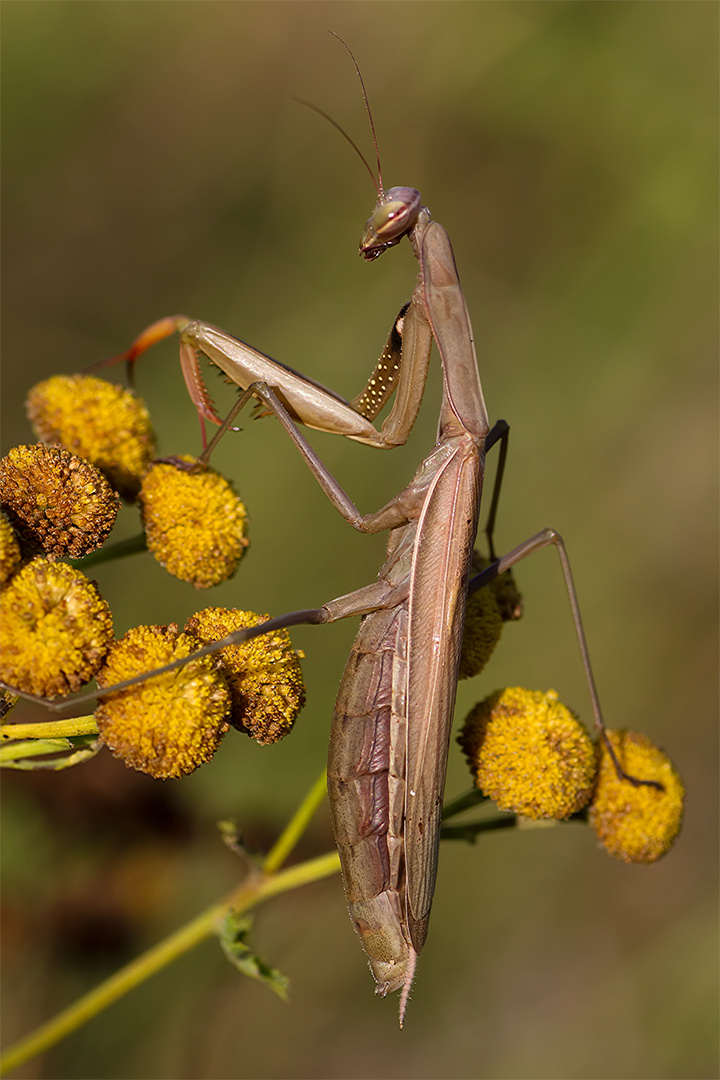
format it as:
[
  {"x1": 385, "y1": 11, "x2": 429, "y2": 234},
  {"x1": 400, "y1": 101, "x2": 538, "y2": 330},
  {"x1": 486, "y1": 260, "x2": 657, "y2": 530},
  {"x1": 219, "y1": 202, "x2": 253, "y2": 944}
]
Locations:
[{"x1": 1, "y1": 3, "x2": 717, "y2": 1078}]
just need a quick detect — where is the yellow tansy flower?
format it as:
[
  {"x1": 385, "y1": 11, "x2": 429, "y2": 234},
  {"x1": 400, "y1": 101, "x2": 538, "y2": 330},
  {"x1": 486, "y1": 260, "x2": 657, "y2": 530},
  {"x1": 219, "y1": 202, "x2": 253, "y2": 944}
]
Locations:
[
  {"x1": 459, "y1": 586, "x2": 504, "y2": 680},
  {"x1": 460, "y1": 556, "x2": 523, "y2": 679},
  {"x1": 0, "y1": 514, "x2": 22, "y2": 584},
  {"x1": 139, "y1": 457, "x2": 248, "y2": 588},
  {"x1": 0, "y1": 558, "x2": 113, "y2": 696},
  {"x1": 27, "y1": 375, "x2": 155, "y2": 499},
  {"x1": 185, "y1": 608, "x2": 305, "y2": 744},
  {"x1": 459, "y1": 687, "x2": 596, "y2": 820},
  {"x1": 0, "y1": 444, "x2": 119, "y2": 558},
  {"x1": 95, "y1": 624, "x2": 231, "y2": 779},
  {"x1": 589, "y1": 730, "x2": 684, "y2": 863}
]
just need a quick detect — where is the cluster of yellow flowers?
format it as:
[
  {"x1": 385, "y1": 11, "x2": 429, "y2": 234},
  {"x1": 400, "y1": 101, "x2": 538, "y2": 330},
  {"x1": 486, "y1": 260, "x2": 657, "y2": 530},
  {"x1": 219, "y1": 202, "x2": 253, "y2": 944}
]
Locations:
[
  {"x1": 0, "y1": 375, "x2": 304, "y2": 778},
  {"x1": 453, "y1": 563, "x2": 684, "y2": 864},
  {"x1": 0, "y1": 371, "x2": 684, "y2": 863},
  {"x1": 457, "y1": 687, "x2": 684, "y2": 864}
]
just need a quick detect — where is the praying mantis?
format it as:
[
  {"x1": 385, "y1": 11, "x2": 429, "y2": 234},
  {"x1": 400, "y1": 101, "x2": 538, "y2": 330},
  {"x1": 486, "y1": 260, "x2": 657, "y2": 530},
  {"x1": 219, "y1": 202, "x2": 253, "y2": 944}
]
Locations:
[
  {"x1": 2, "y1": 39, "x2": 650, "y2": 1026},
  {"x1": 67, "y1": 40, "x2": 638, "y2": 1023}
]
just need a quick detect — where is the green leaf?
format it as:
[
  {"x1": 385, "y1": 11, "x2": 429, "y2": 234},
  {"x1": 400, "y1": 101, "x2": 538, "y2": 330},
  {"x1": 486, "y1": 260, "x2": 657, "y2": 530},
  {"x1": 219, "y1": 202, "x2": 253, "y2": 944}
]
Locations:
[{"x1": 219, "y1": 912, "x2": 289, "y2": 1001}]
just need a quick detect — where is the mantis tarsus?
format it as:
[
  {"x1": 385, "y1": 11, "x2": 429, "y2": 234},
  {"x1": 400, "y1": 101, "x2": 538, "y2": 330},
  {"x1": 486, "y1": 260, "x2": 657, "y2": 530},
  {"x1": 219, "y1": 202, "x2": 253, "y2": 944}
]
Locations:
[{"x1": 4, "y1": 39, "x2": 655, "y2": 1024}]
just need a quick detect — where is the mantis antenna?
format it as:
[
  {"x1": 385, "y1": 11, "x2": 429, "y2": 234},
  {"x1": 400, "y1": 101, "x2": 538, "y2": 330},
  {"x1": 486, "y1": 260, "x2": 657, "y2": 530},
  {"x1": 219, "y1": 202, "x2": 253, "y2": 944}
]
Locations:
[{"x1": 293, "y1": 31, "x2": 387, "y2": 197}]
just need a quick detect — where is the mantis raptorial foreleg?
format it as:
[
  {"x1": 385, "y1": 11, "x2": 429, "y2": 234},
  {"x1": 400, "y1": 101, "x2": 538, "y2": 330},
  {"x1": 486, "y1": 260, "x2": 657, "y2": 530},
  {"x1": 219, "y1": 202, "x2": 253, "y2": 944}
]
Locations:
[{"x1": 87, "y1": 291, "x2": 431, "y2": 452}]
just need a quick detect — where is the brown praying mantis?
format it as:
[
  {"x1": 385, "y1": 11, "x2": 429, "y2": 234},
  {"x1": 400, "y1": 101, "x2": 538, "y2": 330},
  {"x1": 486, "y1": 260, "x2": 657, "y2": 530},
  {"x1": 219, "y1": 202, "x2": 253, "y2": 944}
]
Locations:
[{"x1": 2, "y1": 39, "x2": 655, "y2": 1025}]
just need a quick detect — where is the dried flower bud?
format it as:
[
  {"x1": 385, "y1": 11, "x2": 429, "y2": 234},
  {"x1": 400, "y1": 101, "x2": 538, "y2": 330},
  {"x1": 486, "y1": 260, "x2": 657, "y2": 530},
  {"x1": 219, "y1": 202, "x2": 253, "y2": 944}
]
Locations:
[
  {"x1": 459, "y1": 555, "x2": 523, "y2": 679},
  {"x1": 459, "y1": 587, "x2": 504, "y2": 679},
  {"x1": 1, "y1": 689, "x2": 18, "y2": 719},
  {"x1": 95, "y1": 624, "x2": 231, "y2": 779},
  {"x1": 0, "y1": 514, "x2": 22, "y2": 584},
  {"x1": 139, "y1": 458, "x2": 248, "y2": 588},
  {"x1": 0, "y1": 444, "x2": 119, "y2": 558},
  {"x1": 26, "y1": 375, "x2": 155, "y2": 499},
  {"x1": 0, "y1": 558, "x2": 113, "y2": 696},
  {"x1": 459, "y1": 687, "x2": 596, "y2": 820},
  {"x1": 470, "y1": 552, "x2": 523, "y2": 622},
  {"x1": 589, "y1": 730, "x2": 684, "y2": 863},
  {"x1": 184, "y1": 608, "x2": 305, "y2": 744}
]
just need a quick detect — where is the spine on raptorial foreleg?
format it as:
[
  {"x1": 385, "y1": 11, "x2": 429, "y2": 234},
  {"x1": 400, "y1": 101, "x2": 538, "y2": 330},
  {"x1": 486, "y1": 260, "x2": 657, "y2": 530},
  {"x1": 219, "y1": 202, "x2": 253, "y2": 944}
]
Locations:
[{"x1": 326, "y1": 600, "x2": 415, "y2": 995}]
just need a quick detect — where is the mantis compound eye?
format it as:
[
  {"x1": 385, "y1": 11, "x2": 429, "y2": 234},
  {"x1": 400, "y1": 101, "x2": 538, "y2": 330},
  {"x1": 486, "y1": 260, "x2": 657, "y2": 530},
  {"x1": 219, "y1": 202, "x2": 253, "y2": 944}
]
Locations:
[{"x1": 359, "y1": 186, "x2": 423, "y2": 259}]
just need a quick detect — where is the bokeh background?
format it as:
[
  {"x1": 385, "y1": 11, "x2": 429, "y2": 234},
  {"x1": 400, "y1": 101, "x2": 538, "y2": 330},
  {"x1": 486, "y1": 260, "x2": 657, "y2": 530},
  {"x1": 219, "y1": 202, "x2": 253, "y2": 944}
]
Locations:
[{"x1": 1, "y1": 3, "x2": 717, "y2": 1078}]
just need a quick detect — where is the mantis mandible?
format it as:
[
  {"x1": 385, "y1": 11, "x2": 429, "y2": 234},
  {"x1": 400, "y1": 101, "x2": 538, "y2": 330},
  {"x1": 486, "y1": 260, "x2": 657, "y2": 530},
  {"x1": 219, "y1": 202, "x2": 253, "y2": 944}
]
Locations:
[{"x1": 11, "y1": 39, "x2": 648, "y2": 1024}]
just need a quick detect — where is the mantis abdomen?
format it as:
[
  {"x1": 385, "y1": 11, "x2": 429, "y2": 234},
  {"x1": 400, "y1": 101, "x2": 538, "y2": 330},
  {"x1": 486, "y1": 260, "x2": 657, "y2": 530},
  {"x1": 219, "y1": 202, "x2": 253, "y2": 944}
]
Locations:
[{"x1": 327, "y1": 538, "x2": 415, "y2": 996}]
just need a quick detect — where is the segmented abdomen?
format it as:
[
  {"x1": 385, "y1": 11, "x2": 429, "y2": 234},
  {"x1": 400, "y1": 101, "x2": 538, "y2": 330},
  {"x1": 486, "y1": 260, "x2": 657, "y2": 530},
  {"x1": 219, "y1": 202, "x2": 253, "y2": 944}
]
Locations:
[{"x1": 326, "y1": 600, "x2": 411, "y2": 994}]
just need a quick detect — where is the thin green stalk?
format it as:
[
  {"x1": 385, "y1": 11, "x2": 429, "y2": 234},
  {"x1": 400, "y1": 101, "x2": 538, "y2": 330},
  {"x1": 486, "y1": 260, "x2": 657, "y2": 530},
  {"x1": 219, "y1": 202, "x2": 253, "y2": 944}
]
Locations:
[
  {"x1": 1, "y1": 717, "x2": 98, "y2": 741},
  {"x1": 441, "y1": 787, "x2": 488, "y2": 820},
  {"x1": 263, "y1": 769, "x2": 328, "y2": 874},
  {"x1": 0, "y1": 739, "x2": 75, "y2": 764},
  {"x1": 441, "y1": 816, "x2": 518, "y2": 842},
  {"x1": 0, "y1": 851, "x2": 340, "y2": 1076},
  {"x1": 67, "y1": 533, "x2": 147, "y2": 569}
]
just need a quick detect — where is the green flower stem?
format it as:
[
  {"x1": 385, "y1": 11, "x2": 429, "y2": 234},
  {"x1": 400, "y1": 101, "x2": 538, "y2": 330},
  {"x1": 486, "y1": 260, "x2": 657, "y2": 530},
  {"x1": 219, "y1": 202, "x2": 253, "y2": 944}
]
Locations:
[
  {"x1": 263, "y1": 769, "x2": 328, "y2": 874},
  {"x1": 0, "y1": 850, "x2": 340, "y2": 1076},
  {"x1": 441, "y1": 787, "x2": 489, "y2": 820},
  {"x1": 1, "y1": 737, "x2": 101, "y2": 771},
  {"x1": 441, "y1": 816, "x2": 518, "y2": 842},
  {"x1": 67, "y1": 532, "x2": 148, "y2": 569},
  {"x1": 0, "y1": 716, "x2": 98, "y2": 741},
  {"x1": 0, "y1": 739, "x2": 75, "y2": 764}
]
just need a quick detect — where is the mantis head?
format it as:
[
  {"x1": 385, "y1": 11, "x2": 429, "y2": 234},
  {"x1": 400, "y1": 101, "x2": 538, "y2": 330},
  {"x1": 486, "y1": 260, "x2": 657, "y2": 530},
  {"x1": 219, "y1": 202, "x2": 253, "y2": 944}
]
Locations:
[
  {"x1": 360, "y1": 186, "x2": 423, "y2": 260},
  {"x1": 299, "y1": 37, "x2": 425, "y2": 262}
]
